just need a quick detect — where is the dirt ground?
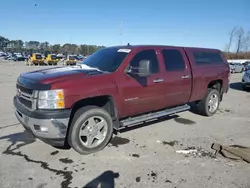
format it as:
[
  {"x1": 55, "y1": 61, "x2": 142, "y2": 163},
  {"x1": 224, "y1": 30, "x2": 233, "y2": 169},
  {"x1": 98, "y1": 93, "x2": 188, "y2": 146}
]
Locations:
[{"x1": 0, "y1": 59, "x2": 250, "y2": 188}]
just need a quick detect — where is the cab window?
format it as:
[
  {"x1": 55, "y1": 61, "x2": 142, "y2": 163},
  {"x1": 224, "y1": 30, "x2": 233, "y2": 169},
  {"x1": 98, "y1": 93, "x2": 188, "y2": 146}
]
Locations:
[{"x1": 129, "y1": 49, "x2": 159, "y2": 73}]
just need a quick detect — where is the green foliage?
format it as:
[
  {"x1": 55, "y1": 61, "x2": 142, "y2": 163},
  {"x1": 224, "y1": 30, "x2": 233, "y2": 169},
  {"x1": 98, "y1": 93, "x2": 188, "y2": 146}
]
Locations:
[{"x1": 0, "y1": 36, "x2": 105, "y2": 55}]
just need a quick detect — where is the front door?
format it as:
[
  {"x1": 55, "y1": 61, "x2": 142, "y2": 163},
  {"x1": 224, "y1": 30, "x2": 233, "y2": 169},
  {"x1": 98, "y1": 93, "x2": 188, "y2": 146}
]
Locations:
[{"x1": 118, "y1": 49, "x2": 167, "y2": 117}]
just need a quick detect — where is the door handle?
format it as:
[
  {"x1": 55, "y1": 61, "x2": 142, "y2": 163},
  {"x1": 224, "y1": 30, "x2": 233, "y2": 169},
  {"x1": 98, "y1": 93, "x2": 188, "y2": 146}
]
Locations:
[
  {"x1": 153, "y1": 78, "x2": 164, "y2": 83},
  {"x1": 182, "y1": 75, "x2": 190, "y2": 79}
]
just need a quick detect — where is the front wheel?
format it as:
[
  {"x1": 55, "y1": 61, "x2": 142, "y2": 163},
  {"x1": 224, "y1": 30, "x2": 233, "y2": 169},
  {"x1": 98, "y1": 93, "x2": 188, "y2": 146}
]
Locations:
[
  {"x1": 68, "y1": 106, "x2": 113, "y2": 155},
  {"x1": 197, "y1": 88, "x2": 220, "y2": 116}
]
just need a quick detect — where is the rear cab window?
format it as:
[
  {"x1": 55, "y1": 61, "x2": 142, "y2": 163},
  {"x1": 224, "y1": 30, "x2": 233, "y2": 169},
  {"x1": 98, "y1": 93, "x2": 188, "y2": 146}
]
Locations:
[{"x1": 192, "y1": 51, "x2": 225, "y2": 65}]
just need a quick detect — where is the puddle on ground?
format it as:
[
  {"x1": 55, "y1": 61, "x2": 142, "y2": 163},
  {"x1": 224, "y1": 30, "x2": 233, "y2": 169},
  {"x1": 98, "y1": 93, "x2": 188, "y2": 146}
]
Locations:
[
  {"x1": 218, "y1": 108, "x2": 232, "y2": 114},
  {"x1": 174, "y1": 117, "x2": 196, "y2": 125},
  {"x1": 165, "y1": 179, "x2": 172, "y2": 183},
  {"x1": 147, "y1": 171, "x2": 158, "y2": 182},
  {"x1": 135, "y1": 177, "x2": 141, "y2": 182},
  {"x1": 50, "y1": 151, "x2": 59, "y2": 155},
  {"x1": 162, "y1": 140, "x2": 179, "y2": 147},
  {"x1": 59, "y1": 158, "x2": 74, "y2": 164},
  {"x1": 109, "y1": 137, "x2": 130, "y2": 147},
  {"x1": 130, "y1": 153, "x2": 140, "y2": 158},
  {"x1": 3, "y1": 142, "x2": 73, "y2": 188}
]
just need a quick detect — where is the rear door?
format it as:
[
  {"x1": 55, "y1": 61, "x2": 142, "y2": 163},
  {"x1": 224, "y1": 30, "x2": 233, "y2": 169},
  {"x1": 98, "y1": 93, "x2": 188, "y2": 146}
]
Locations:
[{"x1": 158, "y1": 47, "x2": 192, "y2": 107}]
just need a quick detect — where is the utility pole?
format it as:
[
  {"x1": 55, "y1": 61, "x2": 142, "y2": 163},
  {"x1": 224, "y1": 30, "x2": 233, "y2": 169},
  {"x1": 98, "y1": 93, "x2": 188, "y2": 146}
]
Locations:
[{"x1": 119, "y1": 20, "x2": 123, "y2": 45}]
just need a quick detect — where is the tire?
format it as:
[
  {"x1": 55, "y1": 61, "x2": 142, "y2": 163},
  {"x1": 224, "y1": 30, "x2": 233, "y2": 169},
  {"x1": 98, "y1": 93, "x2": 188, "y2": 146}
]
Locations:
[
  {"x1": 242, "y1": 84, "x2": 246, "y2": 91},
  {"x1": 68, "y1": 106, "x2": 113, "y2": 155},
  {"x1": 197, "y1": 88, "x2": 220, "y2": 116}
]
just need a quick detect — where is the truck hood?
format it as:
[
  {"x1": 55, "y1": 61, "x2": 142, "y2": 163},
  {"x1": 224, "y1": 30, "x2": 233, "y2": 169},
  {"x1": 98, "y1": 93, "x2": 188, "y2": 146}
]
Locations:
[{"x1": 20, "y1": 65, "x2": 105, "y2": 84}]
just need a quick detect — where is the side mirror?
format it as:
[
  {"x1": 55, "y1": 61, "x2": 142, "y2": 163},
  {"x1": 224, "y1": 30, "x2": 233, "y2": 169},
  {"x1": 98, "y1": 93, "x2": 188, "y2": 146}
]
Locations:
[
  {"x1": 138, "y1": 60, "x2": 151, "y2": 76},
  {"x1": 126, "y1": 60, "x2": 151, "y2": 77}
]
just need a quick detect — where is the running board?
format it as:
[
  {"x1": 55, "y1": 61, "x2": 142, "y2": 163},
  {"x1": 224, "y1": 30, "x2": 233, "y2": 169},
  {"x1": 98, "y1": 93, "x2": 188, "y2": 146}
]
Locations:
[{"x1": 115, "y1": 104, "x2": 190, "y2": 130}]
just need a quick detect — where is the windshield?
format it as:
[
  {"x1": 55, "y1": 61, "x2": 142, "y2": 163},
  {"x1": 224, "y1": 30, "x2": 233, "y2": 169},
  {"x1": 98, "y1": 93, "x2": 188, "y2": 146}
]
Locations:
[
  {"x1": 69, "y1": 56, "x2": 75, "y2": 60},
  {"x1": 51, "y1": 55, "x2": 57, "y2": 60},
  {"x1": 81, "y1": 48, "x2": 130, "y2": 72},
  {"x1": 36, "y1": 54, "x2": 42, "y2": 59}
]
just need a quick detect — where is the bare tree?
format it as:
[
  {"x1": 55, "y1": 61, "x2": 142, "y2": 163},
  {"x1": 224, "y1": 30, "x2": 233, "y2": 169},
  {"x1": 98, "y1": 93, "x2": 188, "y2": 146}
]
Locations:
[
  {"x1": 226, "y1": 26, "x2": 238, "y2": 52},
  {"x1": 235, "y1": 27, "x2": 245, "y2": 54},
  {"x1": 242, "y1": 31, "x2": 250, "y2": 51}
]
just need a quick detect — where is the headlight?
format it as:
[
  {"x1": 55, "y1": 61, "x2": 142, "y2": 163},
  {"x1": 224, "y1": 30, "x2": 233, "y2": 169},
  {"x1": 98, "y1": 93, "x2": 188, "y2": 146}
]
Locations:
[{"x1": 38, "y1": 89, "x2": 65, "y2": 109}]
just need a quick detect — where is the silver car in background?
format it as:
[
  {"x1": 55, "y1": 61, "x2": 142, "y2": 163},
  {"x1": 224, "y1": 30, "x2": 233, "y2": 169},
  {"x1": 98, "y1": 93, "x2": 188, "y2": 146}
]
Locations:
[{"x1": 229, "y1": 62, "x2": 244, "y2": 73}]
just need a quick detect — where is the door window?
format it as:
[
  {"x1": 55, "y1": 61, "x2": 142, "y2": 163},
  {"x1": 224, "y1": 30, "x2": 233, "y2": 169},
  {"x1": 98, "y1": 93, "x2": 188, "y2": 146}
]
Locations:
[
  {"x1": 129, "y1": 49, "x2": 159, "y2": 73},
  {"x1": 161, "y1": 49, "x2": 185, "y2": 71}
]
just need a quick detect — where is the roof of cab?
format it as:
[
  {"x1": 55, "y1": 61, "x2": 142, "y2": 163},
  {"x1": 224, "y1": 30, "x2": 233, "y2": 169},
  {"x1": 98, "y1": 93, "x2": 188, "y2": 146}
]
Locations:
[{"x1": 108, "y1": 45, "x2": 221, "y2": 52}]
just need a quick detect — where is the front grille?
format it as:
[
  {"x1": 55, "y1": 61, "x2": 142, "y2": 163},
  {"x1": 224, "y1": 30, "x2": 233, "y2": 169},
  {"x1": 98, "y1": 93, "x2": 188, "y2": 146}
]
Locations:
[
  {"x1": 16, "y1": 83, "x2": 34, "y2": 110},
  {"x1": 18, "y1": 97, "x2": 32, "y2": 109},
  {"x1": 17, "y1": 84, "x2": 33, "y2": 95}
]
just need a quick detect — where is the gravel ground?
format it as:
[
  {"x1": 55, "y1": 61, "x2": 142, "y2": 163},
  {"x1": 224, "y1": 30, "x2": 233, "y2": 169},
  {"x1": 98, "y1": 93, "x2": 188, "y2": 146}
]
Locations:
[{"x1": 0, "y1": 59, "x2": 250, "y2": 188}]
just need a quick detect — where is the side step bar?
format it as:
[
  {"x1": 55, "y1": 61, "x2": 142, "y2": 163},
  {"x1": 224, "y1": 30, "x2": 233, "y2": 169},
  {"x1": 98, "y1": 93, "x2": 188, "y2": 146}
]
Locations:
[{"x1": 115, "y1": 104, "x2": 190, "y2": 130}]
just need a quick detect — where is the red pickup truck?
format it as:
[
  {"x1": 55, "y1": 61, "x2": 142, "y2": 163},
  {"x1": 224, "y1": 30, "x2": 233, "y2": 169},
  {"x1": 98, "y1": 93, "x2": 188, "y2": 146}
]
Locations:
[{"x1": 14, "y1": 45, "x2": 230, "y2": 154}]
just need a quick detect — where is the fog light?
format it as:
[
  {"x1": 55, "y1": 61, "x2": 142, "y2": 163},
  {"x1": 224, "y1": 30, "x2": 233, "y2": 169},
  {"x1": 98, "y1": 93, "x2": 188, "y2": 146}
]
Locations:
[
  {"x1": 34, "y1": 124, "x2": 48, "y2": 132},
  {"x1": 40, "y1": 126, "x2": 49, "y2": 132}
]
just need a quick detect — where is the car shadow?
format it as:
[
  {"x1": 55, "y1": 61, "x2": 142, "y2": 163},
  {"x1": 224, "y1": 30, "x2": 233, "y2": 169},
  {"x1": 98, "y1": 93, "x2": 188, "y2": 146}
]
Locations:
[
  {"x1": 82, "y1": 170, "x2": 120, "y2": 188},
  {"x1": 230, "y1": 82, "x2": 244, "y2": 91}
]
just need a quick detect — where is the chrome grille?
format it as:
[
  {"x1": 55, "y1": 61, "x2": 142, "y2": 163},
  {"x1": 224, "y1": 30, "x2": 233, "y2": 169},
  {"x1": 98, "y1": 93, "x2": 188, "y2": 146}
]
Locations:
[
  {"x1": 18, "y1": 97, "x2": 32, "y2": 109},
  {"x1": 16, "y1": 84, "x2": 34, "y2": 110},
  {"x1": 16, "y1": 84, "x2": 33, "y2": 95}
]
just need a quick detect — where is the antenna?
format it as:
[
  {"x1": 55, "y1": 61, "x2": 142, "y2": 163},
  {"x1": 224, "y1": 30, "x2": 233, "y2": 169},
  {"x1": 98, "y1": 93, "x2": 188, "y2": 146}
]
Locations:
[{"x1": 119, "y1": 20, "x2": 123, "y2": 45}]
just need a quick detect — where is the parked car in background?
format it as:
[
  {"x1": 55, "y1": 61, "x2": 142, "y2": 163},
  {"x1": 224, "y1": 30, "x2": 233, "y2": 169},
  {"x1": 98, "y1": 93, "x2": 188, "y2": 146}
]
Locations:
[
  {"x1": 26, "y1": 53, "x2": 45, "y2": 65},
  {"x1": 44, "y1": 54, "x2": 59, "y2": 65},
  {"x1": 65, "y1": 55, "x2": 77, "y2": 65},
  {"x1": 13, "y1": 54, "x2": 27, "y2": 61},
  {"x1": 14, "y1": 45, "x2": 230, "y2": 155},
  {"x1": 245, "y1": 64, "x2": 250, "y2": 72},
  {"x1": 242, "y1": 69, "x2": 250, "y2": 91},
  {"x1": 4, "y1": 54, "x2": 12, "y2": 60},
  {"x1": 0, "y1": 52, "x2": 7, "y2": 57},
  {"x1": 242, "y1": 61, "x2": 250, "y2": 69},
  {"x1": 229, "y1": 62, "x2": 244, "y2": 73}
]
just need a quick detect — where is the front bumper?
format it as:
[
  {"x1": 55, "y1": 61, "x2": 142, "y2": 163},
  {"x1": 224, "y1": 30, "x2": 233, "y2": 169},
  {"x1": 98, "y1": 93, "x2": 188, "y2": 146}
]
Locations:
[
  {"x1": 13, "y1": 96, "x2": 71, "y2": 146},
  {"x1": 242, "y1": 74, "x2": 250, "y2": 87}
]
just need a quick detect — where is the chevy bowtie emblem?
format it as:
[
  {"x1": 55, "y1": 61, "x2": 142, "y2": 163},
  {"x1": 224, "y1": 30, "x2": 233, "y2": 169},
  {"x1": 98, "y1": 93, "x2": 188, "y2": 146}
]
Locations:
[{"x1": 17, "y1": 89, "x2": 21, "y2": 97}]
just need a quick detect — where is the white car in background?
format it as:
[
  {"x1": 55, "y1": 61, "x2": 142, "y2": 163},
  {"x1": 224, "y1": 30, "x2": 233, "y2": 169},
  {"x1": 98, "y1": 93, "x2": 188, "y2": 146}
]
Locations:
[{"x1": 230, "y1": 62, "x2": 244, "y2": 73}]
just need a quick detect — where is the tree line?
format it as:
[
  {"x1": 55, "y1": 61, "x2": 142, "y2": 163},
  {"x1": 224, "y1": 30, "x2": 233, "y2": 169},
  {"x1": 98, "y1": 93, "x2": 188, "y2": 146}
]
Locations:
[
  {"x1": 0, "y1": 36, "x2": 106, "y2": 55},
  {"x1": 1, "y1": 26, "x2": 250, "y2": 58}
]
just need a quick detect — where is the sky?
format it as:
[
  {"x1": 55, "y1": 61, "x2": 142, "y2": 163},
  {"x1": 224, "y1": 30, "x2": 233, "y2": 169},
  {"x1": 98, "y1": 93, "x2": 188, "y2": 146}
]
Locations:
[{"x1": 0, "y1": 0, "x2": 249, "y2": 50}]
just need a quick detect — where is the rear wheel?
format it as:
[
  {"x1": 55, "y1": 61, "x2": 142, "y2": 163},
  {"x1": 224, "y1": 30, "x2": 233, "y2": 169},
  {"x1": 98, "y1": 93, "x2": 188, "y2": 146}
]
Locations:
[
  {"x1": 68, "y1": 106, "x2": 113, "y2": 155},
  {"x1": 197, "y1": 88, "x2": 220, "y2": 116}
]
